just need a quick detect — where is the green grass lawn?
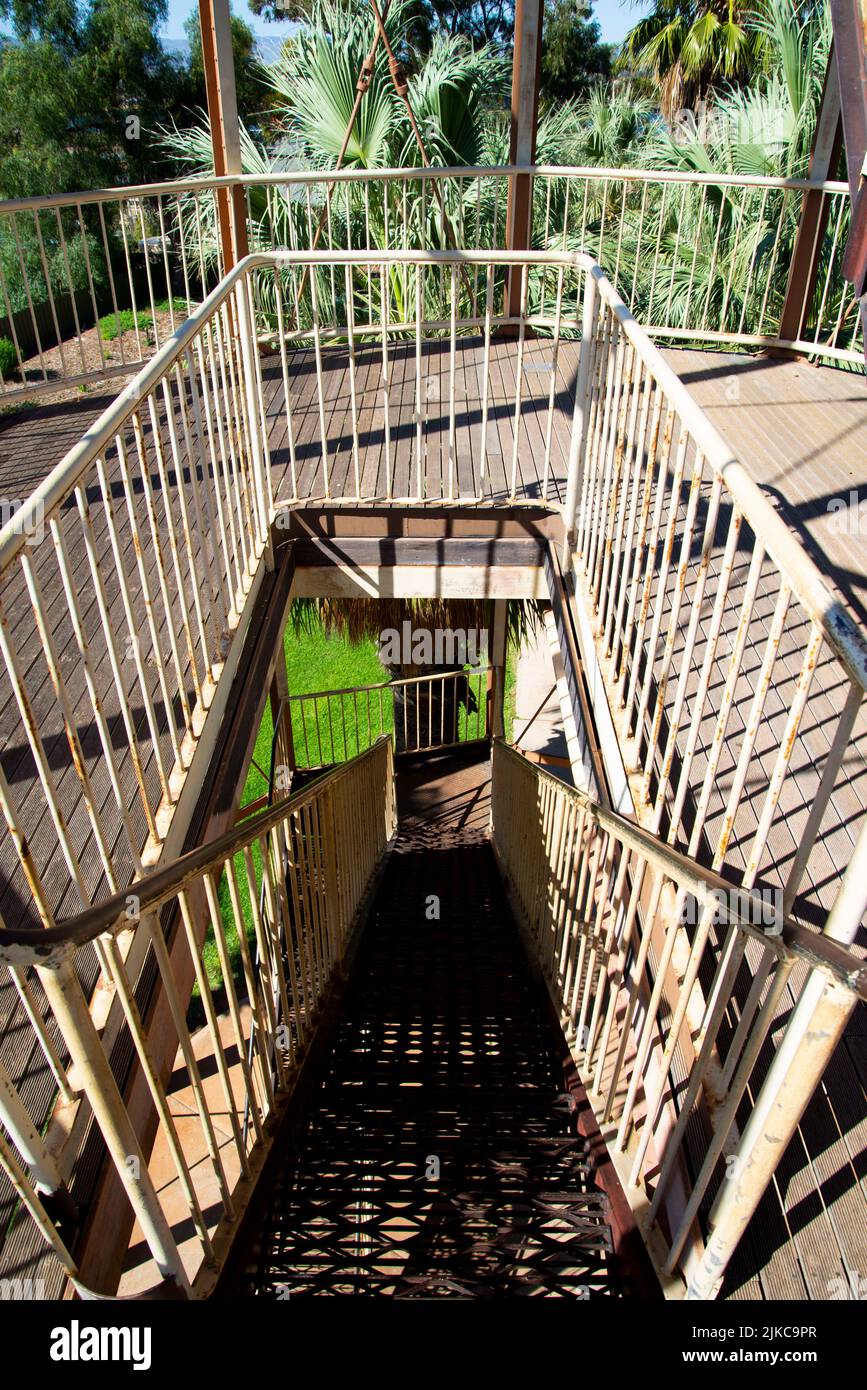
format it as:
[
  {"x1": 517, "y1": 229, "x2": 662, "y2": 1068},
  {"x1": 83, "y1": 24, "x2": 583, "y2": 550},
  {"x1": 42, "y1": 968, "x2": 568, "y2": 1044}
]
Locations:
[
  {"x1": 237, "y1": 619, "x2": 389, "y2": 812},
  {"x1": 503, "y1": 640, "x2": 518, "y2": 742}
]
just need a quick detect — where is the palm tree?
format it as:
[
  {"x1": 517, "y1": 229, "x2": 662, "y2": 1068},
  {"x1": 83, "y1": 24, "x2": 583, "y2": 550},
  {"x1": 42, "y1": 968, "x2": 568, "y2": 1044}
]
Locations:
[
  {"x1": 267, "y1": 0, "x2": 401, "y2": 171},
  {"x1": 620, "y1": 0, "x2": 764, "y2": 121},
  {"x1": 161, "y1": 0, "x2": 512, "y2": 324},
  {"x1": 630, "y1": 0, "x2": 835, "y2": 337},
  {"x1": 572, "y1": 83, "x2": 655, "y2": 166},
  {"x1": 163, "y1": 2, "x2": 509, "y2": 228}
]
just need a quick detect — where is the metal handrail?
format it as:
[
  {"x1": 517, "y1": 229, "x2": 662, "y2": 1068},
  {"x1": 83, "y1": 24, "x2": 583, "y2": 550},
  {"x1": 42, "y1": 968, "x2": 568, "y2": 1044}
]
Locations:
[
  {"x1": 493, "y1": 741, "x2": 867, "y2": 997},
  {"x1": 0, "y1": 162, "x2": 857, "y2": 411},
  {"x1": 0, "y1": 163, "x2": 851, "y2": 215},
  {"x1": 0, "y1": 738, "x2": 393, "y2": 965},
  {"x1": 0, "y1": 246, "x2": 575, "y2": 569},
  {"x1": 0, "y1": 734, "x2": 397, "y2": 1297},
  {"x1": 0, "y1": 252, "x2": 257, "y2": 572},
  {"x1": 575, "y1": 263, "x2": 867, "y2": 693},
  {"x1": 288, "y1": 666, "x2": 492, "y2": 768},
  {"x1": 286, "y1": 665, "x2": 492, "y2": 699},
  {"x1": 491, "y1": 739, "x2": 866, "y2": 1299},
  {"x1": 1, "y1": 240, "x2": 864, "y2": 1301},
  {"x1": 1, "y1": 246, "x2": 864, "y2": 953},
  {"x1": 4, "y1": 245, "x2": 864, "y2": 691}
]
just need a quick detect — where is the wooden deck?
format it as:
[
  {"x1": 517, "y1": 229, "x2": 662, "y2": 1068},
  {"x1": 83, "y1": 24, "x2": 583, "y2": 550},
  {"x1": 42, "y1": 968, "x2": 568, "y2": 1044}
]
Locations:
[
  {"x1": 667, "y1": 348, "x2": 867, "y2": 630},
  {"x1": 265, "y1": 335, "x2": 577, "y2": 506},
  {"x1": 0, "y1": 343, "x2": 865, "y2": 1301}
]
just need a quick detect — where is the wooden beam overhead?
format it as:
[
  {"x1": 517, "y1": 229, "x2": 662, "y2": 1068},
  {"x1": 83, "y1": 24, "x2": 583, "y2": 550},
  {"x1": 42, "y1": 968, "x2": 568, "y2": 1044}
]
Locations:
[
  {"x1": 777, "y1": 46, "x2": 844, "y2": 347},
  {"x1": 828, "y1": 0, "x2": 867, "y2": 342}
]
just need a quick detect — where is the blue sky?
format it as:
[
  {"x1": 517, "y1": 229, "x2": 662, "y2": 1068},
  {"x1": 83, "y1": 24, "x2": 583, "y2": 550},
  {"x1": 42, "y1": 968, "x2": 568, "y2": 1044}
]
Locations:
[
  {"x1": 594, "y1": 0, "x2": 650, "y2": 43},
  {"x1": 161, "y1": 0, "x2": 649, "y2": 47}
]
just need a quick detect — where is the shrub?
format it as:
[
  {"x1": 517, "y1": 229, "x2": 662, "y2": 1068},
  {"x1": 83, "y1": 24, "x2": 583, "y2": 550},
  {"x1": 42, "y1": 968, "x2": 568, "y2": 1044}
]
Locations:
[
  {"x1": 98, "y1": 297, "x2": 188, "y2": 341},
  {"x1": 0, "y1": 336, "x2": 18, "y2": 380},
  {"x1": 98, "y1": 307, "x2": 139, "y2": 340},
  {"x1": 0, "y1": 219, "x2": 108, "y2": 316}
]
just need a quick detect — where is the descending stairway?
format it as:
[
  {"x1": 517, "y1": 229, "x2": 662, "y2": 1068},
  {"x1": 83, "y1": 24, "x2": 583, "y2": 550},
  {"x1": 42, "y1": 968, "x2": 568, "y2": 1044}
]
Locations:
[{"x1": 229, "y1": 753, "x2": 638, "y2": 1299}]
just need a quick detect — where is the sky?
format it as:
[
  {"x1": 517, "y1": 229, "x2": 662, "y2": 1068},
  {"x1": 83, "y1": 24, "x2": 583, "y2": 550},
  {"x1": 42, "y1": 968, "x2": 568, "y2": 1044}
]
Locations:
[{"x1": 160, "y1": 0, "x2": 649, "y2": 47}]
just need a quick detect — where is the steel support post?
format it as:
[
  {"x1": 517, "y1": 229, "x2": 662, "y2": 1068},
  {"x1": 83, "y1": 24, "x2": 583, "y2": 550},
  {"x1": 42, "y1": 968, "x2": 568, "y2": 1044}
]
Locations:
[
  {"x1": 505, "y1": 0, "x2": 544, "y2": 319},
  {"x1": 562, "y1": 272, "x2": 598, "y2": 570},
  {"x1": 36, "y1": 959, "x2": 192, "y2": 1295},
  {"x1": 686, "y1": 816, "x2": 867, "y2": 1299},
  {"x1": 198, "y1": 0, "x2": 249, "y2": 271},
  {"x1": 776, "y1": 48, "x2": 844, "y2": 350},
  {"x1": 489, "y1": 600, "x2": 509, "y2": 740}
]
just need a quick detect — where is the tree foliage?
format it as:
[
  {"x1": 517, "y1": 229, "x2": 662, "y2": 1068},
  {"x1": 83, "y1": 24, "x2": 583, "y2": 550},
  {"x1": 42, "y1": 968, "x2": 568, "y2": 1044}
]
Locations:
[
  {"x1": 540, "y1": 0, "x2": 611, "y2": 102},
  {"x1": 184, "y1": 11, "x2": 273, "y2": 132},
  {"x1": 0, "y1": 0, "x2": 270, "y2": 197},
  {"x1": 619, "y1": 0, "x2": 764, "y2": 119},
  {"x1": 255, "y1": 0, "x2": 611, "y2": 99},
  {"x1": 250, "y1": 0, "x2": 516, "y2": 48},
  {"x1": 0, "y1": 0, "x2": 187, "y2": 193},
  {"x1": 240, "y1": 0, "x2": 511, "y2": 170}
]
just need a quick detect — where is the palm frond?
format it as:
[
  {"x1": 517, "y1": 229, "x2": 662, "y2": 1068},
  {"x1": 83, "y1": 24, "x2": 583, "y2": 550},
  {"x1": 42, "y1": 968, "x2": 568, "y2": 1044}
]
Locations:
[{"x1": 267, "y1": 1, "x2": 401, "y2": 168}]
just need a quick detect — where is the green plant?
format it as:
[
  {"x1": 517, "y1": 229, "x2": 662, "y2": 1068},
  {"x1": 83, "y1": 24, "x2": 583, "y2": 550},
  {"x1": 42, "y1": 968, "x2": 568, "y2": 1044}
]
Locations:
[
  {"x1": 619, "y1": 0, "x2": 764, "y2": 120},
  {"x1": 615, "y1": 0, "x2": 835, "y2": 341},
  {"x1": 162, "y1": 1, "x2": 511, "y2": 261},
  {"x1": 0, "y1": 336, "x2": 18, "y2": 380},
  {"x1": 97, "y1": 296, "x2": 188, "y2": 341},
  {"x1": 0, "y1": 218, "x2": 109, "y2": 317}
]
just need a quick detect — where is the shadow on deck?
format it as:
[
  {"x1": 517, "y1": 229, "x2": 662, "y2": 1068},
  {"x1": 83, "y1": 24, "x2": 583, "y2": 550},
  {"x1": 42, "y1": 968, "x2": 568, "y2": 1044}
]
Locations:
[{"x1": 221, "y1": 746, "x2": 657, "y2": 1300}]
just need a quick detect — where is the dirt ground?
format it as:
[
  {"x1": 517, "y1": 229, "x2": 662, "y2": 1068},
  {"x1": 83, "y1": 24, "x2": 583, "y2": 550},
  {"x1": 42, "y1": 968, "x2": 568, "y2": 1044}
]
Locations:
[{"x1": 1, "y1": 305, "x2": 183, "y2": 412}]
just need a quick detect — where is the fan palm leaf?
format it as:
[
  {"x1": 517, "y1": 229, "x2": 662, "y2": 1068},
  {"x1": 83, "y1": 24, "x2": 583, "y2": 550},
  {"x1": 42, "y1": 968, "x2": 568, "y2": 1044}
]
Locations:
[
  {"x1": 401, "y1": 33, "x2": 509, "y2": 168},
  {"x1": 267, "y1": 0, "x2": 401, "y2": 169}
]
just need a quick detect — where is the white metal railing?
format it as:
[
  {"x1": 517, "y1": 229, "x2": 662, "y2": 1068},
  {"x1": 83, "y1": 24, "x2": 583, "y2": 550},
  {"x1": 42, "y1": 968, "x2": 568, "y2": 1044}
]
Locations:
[
  {"x1": 251, "y1": 246, "x2": 588, "y2": 505},
  {"x1": 0, "y1": 252, "x2": 273, "y2": 937},
  {"x1": 1, "y1": 243, "x2": 864, "y2": 1026},
  {"x1": 0, "y1": 247, "x2": 567, "y2": 963},
  {"x1": 491, "y1": 740, "x2": 867, "y2": 1299},
  {"x1": 287, "y1": 667, "x2": 491, "y2": 769},
  {"x1": 526, "y1": 166, "x2": 861, "y2": 364},
  {"x1": 0, "y1": 164, "x2": 860, "y2": 400},
  {"x1": 564, "y1": 260, "x2": 867, "y2": 932},
  {"x1": 0, "y1": 246, "x2": 565, "y2": 1178},
  {"x1": 0, "y1": 737, "x2": 396, "y2": 1297},
  {"x1": 0, "y1": 178, "x2": 230, "y2": 398}
]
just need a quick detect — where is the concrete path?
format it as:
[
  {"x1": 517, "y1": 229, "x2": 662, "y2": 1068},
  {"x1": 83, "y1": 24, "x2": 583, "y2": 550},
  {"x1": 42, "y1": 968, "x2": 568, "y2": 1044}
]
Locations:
[{"x1": 513, "y1": 618, "x2": 571, "y2": 782}]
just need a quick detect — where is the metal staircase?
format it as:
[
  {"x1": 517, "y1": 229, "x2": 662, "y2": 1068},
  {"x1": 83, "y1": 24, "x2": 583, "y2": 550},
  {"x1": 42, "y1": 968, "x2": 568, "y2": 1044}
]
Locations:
[{"x1": 228, "y1": 791, "x2": 647, "y2": 1300}]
